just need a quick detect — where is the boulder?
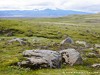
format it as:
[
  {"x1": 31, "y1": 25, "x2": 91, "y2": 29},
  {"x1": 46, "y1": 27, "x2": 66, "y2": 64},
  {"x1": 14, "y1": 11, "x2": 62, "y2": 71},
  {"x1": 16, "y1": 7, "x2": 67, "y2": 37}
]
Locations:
[
  {"x1": 59, "y1": 48, "x2": 83, "y2": 66},
  {"x1": 60, "y1": 37, "x2": 74, "y2": 45},
  {"x1": 18, "y1": 50, "x2": 62, "y2": 69}
]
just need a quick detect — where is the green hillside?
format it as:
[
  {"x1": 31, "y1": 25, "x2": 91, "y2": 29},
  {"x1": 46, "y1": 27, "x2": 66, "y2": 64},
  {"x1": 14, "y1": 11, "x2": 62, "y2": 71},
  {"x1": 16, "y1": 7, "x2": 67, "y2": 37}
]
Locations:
[{"x1": 0, "y1": 14, "x2": 100, "y2": 75}]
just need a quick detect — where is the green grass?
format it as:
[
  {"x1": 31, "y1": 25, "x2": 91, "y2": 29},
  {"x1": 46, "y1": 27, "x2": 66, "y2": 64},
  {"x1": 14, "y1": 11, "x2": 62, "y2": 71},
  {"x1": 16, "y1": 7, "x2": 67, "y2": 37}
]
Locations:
[{"x1": 0, "y1": 14, "x2": 100, "y2": 75}]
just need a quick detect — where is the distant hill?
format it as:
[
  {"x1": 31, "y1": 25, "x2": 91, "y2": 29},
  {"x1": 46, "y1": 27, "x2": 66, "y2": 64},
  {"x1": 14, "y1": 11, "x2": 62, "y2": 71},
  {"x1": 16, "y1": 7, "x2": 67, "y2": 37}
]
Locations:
[{"x1": 0, "y1": 9, "x2": 91, "y2": 17}]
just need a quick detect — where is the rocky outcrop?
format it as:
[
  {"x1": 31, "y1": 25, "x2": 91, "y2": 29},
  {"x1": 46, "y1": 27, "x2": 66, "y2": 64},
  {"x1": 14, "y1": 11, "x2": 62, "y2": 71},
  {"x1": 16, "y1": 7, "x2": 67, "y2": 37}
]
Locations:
[
  {"x1": 18, "y1": 50, "x2": 62, "y2": 69},
  {"x1": 59, "y1": 48, "x2": 83, "y2": 66}
]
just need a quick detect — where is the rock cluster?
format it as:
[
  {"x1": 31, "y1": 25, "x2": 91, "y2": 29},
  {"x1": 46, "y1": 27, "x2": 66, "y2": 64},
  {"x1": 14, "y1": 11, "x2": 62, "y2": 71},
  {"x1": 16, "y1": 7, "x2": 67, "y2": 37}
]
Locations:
[
  {"x1": 5, "y1": 37, "x2": 100, "y2": 69},
  {"x1": 18, "y1": 49, "x2": 83, "y2": 69}
]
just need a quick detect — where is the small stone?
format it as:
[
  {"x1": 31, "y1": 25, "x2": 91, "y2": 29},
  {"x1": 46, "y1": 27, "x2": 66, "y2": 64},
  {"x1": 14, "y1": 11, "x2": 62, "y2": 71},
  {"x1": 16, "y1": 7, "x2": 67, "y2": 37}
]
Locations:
[
  {"x1": 92, "y1": 64, "x2": 100, "y2": 68},
  {"x1": 60, "y1": 37, "x2": 74, "y2": 45},
  {"x1": 95, "y1": 44, "x2": 100, "y2": 48},
  {"x1": 7, "y1": 38, "x2": 27, "y2": 45},
  {"x1": 75, "y1": 41, "x2": 87, "y2": 47}
]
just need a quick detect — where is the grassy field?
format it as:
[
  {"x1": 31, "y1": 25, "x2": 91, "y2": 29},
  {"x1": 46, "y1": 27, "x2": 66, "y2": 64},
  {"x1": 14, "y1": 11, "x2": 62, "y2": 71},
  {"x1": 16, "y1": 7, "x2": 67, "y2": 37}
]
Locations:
[{"x1": 0, "y1": 13, "x2": 100, "y2": 75}]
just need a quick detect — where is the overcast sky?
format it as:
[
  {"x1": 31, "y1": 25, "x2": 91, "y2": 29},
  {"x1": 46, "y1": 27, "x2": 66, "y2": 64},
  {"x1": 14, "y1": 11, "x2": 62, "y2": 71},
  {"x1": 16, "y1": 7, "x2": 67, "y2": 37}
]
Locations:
[{"x1": 0, "y1": 0, "x2": 100, "y2": 13}]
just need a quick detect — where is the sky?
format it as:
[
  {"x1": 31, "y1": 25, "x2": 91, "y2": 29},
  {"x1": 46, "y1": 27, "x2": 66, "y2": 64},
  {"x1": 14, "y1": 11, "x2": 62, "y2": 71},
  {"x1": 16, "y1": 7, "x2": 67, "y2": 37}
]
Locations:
[{"x1": 0, "y1": 0, "x2": 100, "y2": 13}]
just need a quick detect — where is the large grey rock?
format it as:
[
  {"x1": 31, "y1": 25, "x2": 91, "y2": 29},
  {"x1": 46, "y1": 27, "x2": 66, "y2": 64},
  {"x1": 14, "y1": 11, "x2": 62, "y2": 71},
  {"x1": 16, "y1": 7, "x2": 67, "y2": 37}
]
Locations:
[
  {"x1": 60, "y1": 37, "x2": 74, "y2": 45},
  {"x1": 7, "y1": 38, "x2": 27, "y2": 45},
  {"x1": 18, "y1": 50, "x2": 62, "y2": 68},
  {"x1": 59, "y1": 48, "x2": 83, "y2": 66}
]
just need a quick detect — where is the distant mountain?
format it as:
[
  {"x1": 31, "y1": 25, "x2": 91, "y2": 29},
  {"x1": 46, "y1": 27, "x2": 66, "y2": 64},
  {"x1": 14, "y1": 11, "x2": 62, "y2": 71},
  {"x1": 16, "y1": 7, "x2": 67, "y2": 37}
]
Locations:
[{"x1": 0, "y1": 9, "x2": 92, "y2": 17}]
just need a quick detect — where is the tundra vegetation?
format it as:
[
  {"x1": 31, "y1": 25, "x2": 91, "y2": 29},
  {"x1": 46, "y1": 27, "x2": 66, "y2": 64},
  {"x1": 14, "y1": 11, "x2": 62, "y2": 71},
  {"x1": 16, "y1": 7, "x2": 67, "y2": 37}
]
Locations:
[{"x1": 0, "y1": 14, "x2": 100, "y2": 75}]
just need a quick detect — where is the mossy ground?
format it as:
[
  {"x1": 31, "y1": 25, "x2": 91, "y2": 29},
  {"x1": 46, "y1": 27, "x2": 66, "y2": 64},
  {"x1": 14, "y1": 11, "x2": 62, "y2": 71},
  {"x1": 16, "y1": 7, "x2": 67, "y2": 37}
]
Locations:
[{"x1": 0, "y1": 14, "x2": 100, "y2": 75}]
